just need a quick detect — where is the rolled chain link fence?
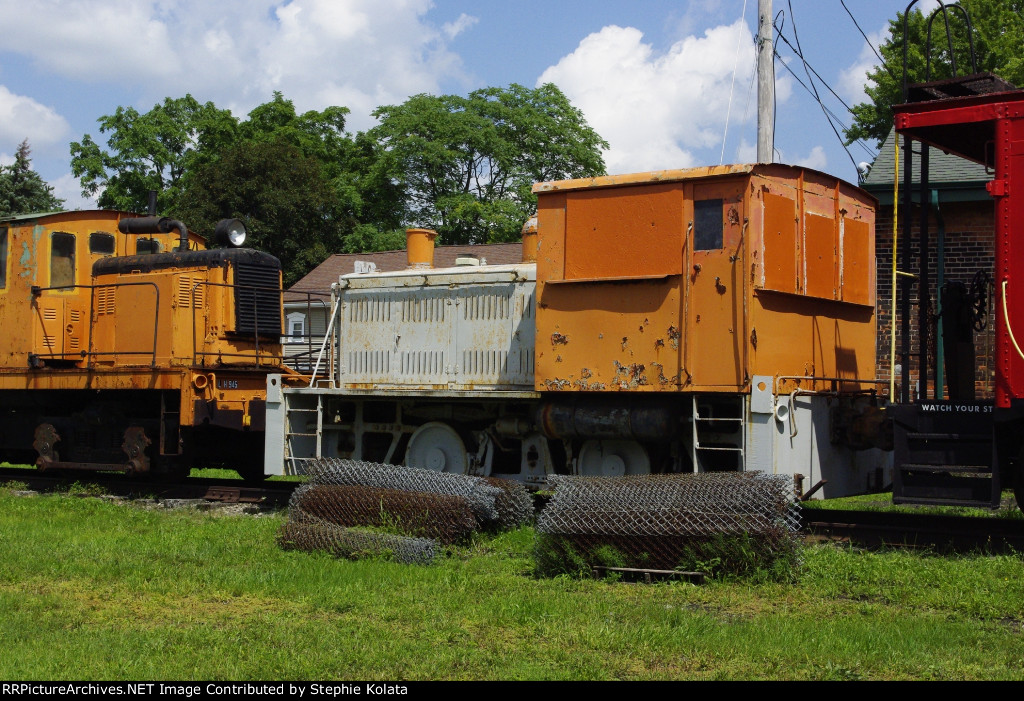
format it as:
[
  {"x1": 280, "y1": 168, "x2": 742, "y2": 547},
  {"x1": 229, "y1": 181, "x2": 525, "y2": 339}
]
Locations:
[
  {"x1": 278, "y1": 458, "x2": 534, "y2": 564},
  {"x1": 535, "y1": 472, "x2": 802, "y2": 577}
]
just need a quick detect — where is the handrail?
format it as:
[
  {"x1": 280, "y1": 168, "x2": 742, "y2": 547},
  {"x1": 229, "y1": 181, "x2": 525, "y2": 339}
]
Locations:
[
  {"x1": 31, "y1": 282, "x2": 160, "y2": 368},
  {"x1": 309, "y1": 291, "x2": 341, "y2": 387},
  {"x1": 190, "y1": 279, "x2": 285, "y2": 366}
]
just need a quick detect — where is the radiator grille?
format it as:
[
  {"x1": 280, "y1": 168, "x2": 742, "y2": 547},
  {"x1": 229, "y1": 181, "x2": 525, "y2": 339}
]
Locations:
[{"x1": 233, "y1": 263, "x2": 282, "y2": 336}]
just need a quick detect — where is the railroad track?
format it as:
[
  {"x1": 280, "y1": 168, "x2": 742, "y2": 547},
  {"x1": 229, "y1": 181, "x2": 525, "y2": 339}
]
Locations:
[
  {"x1": 5, "y1": 466, "x2": 1024, "y2": 551},
  {"x1": 802, "y1": 508, "x2": 1024, "y2": 552},
  {"x1": 0, "y1": 467, "x2": 296, "y2": 509}
]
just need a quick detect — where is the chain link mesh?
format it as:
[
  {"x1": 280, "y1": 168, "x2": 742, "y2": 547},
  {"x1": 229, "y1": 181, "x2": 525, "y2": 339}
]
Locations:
[
  {"x1": 304, "y1": 458, "x2": 534, "y2": 530},
  {"x1": 278, "y1": 520, "x2": 438, "y2": 565},
  {"x1": 289, "y1": 483, "x2": 479, "y2": 543},
  {"x1": 535, "y1": 472, "x2": 802, "y2": 577},
  {"x1": 279, "y1": 458, "x2": 536, "y2": 563}
]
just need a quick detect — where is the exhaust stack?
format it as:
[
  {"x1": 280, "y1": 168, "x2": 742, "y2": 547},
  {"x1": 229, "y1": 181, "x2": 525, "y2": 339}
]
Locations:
[{"x1": 406, "y1": 228, "x2": 437, "y2": 269}]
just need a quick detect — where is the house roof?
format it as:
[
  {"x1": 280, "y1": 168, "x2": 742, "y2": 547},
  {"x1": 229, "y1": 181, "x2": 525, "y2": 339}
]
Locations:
[
  {"x1": 860, "y1": 128, "x2": 991, "y2": 204},
  {"x1": 285, "y1": 242, "x2": 525, "y2": 302}
]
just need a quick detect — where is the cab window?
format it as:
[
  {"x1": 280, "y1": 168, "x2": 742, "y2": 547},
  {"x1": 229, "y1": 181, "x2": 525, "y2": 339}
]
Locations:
[
  {"x1": 137, "y1": 237, "x2": 162, "y2": 255},
  {"x1": 89, "y1": 232, "x2": 115, "y2": 255},
  {"x1": 693, "y1": 199, "x2": 723, "y2": 251},
  {"x1": 51, "y1": 232, "x2": 76, "y2": 288}
]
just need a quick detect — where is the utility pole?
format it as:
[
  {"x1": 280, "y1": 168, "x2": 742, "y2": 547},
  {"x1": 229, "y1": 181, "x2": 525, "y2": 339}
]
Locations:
[{"x1": 757, "y1": 0, "x2": 774, "y2": 163}]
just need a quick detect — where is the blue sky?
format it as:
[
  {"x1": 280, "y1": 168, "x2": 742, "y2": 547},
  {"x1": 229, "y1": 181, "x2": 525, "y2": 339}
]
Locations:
[{"x1": 0, "y1": 1, "x2": 918, "y2": 210}]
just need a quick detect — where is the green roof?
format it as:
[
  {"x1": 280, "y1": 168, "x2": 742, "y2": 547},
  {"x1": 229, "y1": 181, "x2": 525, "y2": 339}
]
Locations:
[{"x1": 861, "y1": 129, "x2": 991, "y2": 203}]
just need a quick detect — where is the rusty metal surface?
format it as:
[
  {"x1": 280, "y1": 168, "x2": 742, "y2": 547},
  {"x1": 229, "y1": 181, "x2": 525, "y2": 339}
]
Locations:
[
  {"x1": 335, "y1": 264, "x2": 536, "y2": 391},
  {"x1": 533, "y1": 165, "x2": 879, "y2": 394}
]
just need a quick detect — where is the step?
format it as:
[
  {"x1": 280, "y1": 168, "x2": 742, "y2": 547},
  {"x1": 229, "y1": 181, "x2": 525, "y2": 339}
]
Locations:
[{"x1": 898, "y1": 463, "x2": 992, "y2": 474}]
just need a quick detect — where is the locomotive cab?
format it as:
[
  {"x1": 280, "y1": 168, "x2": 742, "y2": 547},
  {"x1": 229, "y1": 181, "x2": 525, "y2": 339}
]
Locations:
[{"x1": 0, "y1": 210, "x2": 285, "y2": 478}]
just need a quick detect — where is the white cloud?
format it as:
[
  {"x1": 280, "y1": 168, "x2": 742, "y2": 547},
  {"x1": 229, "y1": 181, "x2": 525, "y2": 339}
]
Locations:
[
  {"x1": 0, "y1": 0, "x2": 470, "y2": 131},
  {"x1": 538, "y1": 20, "x2": 762, "y2": 174},
  {"x1": 838, "y1": 24, "x2": 890, "y2": 104},
  {"x1": 443, "y1": 13, "x2": 478, "y2": 40},
  {"x1": 794, "y1": 145, "x2": 827, "y2": 171},
  {"x1": 51, "y1": 172, "x2": 97, "y2": 211},
  {"x1": 0, "y1": 86, "x2": 68, "y2": 149}
]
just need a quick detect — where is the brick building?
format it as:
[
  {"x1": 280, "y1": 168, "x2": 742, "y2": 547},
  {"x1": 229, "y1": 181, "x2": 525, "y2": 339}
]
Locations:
[{"x1": 860, "y1": 129, "x2": 996, "y2": 400}]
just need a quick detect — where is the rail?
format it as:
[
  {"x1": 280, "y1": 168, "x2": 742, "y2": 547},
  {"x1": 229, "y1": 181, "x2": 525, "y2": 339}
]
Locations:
[
  {"x1": 30, "y1": 282, "x2": 161, "y2": 368},
  {"x1": 281, "y1": 293, "x2": 331, "y2": 373}
]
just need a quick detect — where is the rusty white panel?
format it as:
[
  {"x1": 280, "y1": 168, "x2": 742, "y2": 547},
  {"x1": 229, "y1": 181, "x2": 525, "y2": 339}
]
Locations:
[
  {"x1": 455, "y1": 282, "x2": 535, "y2": 387},
  {"x1": 336, "y1": 264, "x2": 535, "y2": 390}
]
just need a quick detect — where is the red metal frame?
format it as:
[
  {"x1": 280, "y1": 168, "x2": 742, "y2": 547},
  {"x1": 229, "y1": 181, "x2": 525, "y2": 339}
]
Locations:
[{"x1": 895, "y1": 90, "x2": 1024, "y2": 408}]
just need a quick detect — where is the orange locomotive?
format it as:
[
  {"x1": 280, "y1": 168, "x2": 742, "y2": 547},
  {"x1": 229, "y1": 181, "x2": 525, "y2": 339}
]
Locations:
[{"x1": 0, "y1": 210, "x2": 285, "y2": 478}]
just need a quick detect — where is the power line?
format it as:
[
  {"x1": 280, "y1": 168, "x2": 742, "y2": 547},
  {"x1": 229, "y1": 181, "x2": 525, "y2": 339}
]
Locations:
[
  {"x1": 840, "y1": 0, "x2": 898, "y2": 82},
  {"x1": 772, "y1": 46, "x2": 876, "y2": 160},
  {"x1": 775, "y1": 1, "x2": 873, "y2": 169}
]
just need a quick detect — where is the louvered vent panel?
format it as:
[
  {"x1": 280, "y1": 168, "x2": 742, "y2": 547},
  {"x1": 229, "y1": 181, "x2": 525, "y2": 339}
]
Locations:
[
  {"x1": 350, "y1": 296, "x2": 390, "y2": 323},
  {"x1": 96, "y1": 287, "x2": 115, "y2": 315},
  {"x1": 177, "y1": 275, "x2": 204, "y2": 308},
  {"x1": 233, "y1": 263, "x2": 282, "y2": 336}
]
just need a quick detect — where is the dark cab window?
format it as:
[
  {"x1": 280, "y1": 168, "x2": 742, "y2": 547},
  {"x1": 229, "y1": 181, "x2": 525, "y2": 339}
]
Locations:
[{"x1": 51, "y1": 232, "x2": 76, "y2": 288}]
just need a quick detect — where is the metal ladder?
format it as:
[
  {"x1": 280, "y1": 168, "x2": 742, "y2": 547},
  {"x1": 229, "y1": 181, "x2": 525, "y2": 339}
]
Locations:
[
  {"x1": 690, "y1": 394, "x2": 745, "y2": 472},
  {"x1": 283, "y1": 394, "x2": 322, "y2": 474}
]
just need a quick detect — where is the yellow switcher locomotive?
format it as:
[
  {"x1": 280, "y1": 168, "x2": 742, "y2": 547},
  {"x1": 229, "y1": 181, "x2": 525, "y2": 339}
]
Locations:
[{"x1": 0, "y1": 210, "x2": 285, "y2": 478}]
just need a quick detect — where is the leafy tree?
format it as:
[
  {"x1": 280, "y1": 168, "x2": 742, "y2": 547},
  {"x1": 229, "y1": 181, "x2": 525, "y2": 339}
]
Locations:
[
  {"x1": 175, "y1": 93, "x2": 387, "y2": 283},
  {"x1": 0, "y1": 139, "x2": 63, "y2": 215},
  {"x1": 70, "y1": 95, "x2": 237, "y2": 213},
  {"x1": 369, "y1": 83, "x2": 607, "y2": 245},
  {"x1": 177, "y1": 136, "x2": 352, "y2": 286},
  {"x1": 846, "y1": 0, "x2": 1024, "y2": 147}
]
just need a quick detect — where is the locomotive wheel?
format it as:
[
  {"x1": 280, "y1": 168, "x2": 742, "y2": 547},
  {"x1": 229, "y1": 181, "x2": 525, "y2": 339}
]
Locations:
[
  {"x1": 405, "y1": 422, "x2": 468, "y2": 473},
  {"x1": 32, "y1": 423, "x2": 60, "y2": 470},
  {"x1": 577, "y1": 439, "x2": 650, "y2": 477}
]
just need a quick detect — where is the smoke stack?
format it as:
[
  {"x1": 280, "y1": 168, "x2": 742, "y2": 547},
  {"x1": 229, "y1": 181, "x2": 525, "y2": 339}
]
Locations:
[
  {"x1": 406, "y1": 228, "x2": 437, "y2": 269},
  {"x1": 521, "y1": 214, "x2": 538, "y2": 263}
]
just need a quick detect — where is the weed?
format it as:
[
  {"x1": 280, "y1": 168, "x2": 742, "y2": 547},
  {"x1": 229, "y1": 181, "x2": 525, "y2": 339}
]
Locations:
[{"x1": 64, "y1": 481, "x2": 107, "y2": 497}]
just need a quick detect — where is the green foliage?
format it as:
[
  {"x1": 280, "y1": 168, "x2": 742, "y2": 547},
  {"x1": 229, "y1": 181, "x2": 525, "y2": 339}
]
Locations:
[
  {"x1": 70, "y1": 94, "x2": 237, "y2": 213},
  {"x1": 673, "y1": 532, "x2": 802, "y2": 583},
  {"x1": 369, "y1": 83, "x2": 608, "y2": 245},
  {"x1": 176, "y1": 135, "x2": 353, "y2": 286},
  {"x1": 534, "y1": 531, "x2": 801, "y2": 583},
  {"x1": 847, "y1": 0, "x2": 1024, "y2": 147},
  {"x1": 0, "y1": 140, "x2": 63, "y2": 216},
  {"x1": 71, "y1": 86, "x2": 608, "y2": 281}
]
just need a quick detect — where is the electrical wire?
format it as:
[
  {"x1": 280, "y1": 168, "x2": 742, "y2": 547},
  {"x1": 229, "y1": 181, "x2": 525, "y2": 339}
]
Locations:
[
  {"x1": 785, "y1": 0, "x2": 860, "y2": 171},
  {"x1": 1002, "y1": 280, "x2": 1024, "y2": 361},
  {"x1": 771, "y1": 48, "x2": 877, "y2": 160},
  {"x1": 840, "y1": 0, "x2": 898, "y2": 82},
  {"x1": 721, "y1": 0, "x2": 750, "y2": 165}
]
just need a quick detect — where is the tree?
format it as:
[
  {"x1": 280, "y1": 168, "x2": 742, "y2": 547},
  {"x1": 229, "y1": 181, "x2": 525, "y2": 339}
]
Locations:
[
  {"x1": 0, "y1": 140, "x2": 63, "y2": 215},
  {"x1": 174, "y1": 93, "x2": 385, "y2": 283},
  {"x1": 846, "y1": 0, "x2": 1024, "y2": 147},
  {"x1": 70, "y1": 95, "x2": 238, "y2": 213},
  {"x1": 368, "y1": 83, "x2": 608, "y2": 245},
  {"x1": 177, "y1": 136, "x2": 354, "y2": 287}
]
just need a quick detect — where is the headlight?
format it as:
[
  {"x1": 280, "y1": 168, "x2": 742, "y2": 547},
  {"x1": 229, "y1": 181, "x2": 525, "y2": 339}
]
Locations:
[{"x1": 214, "y1": 218, "x2": 247, "y2": 248}]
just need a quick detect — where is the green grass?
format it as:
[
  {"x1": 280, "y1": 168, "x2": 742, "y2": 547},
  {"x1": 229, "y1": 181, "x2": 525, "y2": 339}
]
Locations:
[
  {"x1": 804, "y1": 491, "x2": 1024, "y2": 519},
  {"x1": 189, "y1": 468, "x2": 305, "y2": 482},
  {"x1": 2, "y1": 486, "x2": 1024, "y2": 680}
]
